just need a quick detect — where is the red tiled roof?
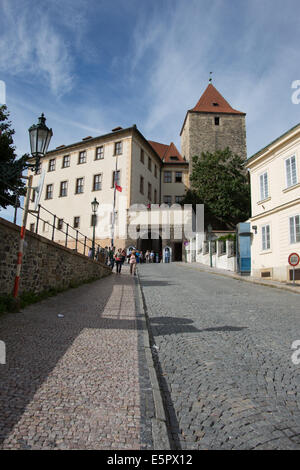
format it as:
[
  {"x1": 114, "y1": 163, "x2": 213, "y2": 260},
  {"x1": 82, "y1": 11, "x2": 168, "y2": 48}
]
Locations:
[
  {"x1": 191, "y1": 83, "x2": 244, "y2": 115},
  {"x1": 163, "y1": 142, "x2": 185, "y2": 163},
  {"x1": 148, "y1": 140, "x2": 169, "y2": 160},
  {"x1": 148, "y1": 140, "x2": 186, "y2": 163}
]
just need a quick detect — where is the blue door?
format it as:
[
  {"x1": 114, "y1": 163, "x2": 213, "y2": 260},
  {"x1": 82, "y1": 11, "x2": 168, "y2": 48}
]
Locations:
[{"x1": 237, "y1": 222, "x2": 251, "y2": 274}]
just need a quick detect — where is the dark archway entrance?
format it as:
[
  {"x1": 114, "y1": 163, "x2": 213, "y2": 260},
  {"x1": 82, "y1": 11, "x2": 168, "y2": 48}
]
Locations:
[
  {"x1": 174, "y1": 242, "x2": 183, "y2": 261},
  {"x1": 137, "y1": 231, "x2": 162, "y2": 255}
]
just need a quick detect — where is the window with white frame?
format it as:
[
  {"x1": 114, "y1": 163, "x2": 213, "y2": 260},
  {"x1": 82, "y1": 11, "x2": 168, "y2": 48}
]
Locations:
[
  {"x1": 114, "y1": 141, "x2": 122, "y2": 155},
  {"x1": 48, "y1": 159, "x2": 56, "y2": 172},
  {"x1": 112, "y1": 170, "x2": 120, "y2": 187},
  {"x1": 95, "y1": 146, "x2": 104, "y2": 160},
  {"x1": 57, "y1": 218, "x2": 64, "y2": 230},
  {"x1": 261, "y1": 224, "x2": 270, "y2": 251},
  {"x1": 285, "y1": 155, "x2": 297, "y2": 188},
  {"x1": 259, "y1": 172, "x2": 269, "y2": 201},
  {"x1": 175, "y1": 171, "x2": 183, "y2": 183},
  {"x1": 289, "y1": 215, "x2": 300, "y2": 244},
  {"x1": 75, "y1": 177, "x2": 84, "y2": 194},
  {"x1": 45, "y1": 184, "x2": 53, "y2": 200},
  {"x1": 73, "y1": 216, "x2": 80, "y2": 229},
  {"x1": 164, "y1": 171, "x2": 172, "y2": 183},
  {"x1": 78, "y1": 151, "x2": 86, "y2": 164},
  {"x1": 93, "y1": 173, "x2": 102, "y2": 191},
  {"x1": 62, "y1": 155, "x2": 70, "y2": 168},
  {"x1": 59, "y1": 181, "x2": 68, "y2": 197}
]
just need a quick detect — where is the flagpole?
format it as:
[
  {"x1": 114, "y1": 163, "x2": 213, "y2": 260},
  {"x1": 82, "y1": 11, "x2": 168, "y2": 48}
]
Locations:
[{"x1": 111, "y1": 154, "x2": 118, "y2": 247}]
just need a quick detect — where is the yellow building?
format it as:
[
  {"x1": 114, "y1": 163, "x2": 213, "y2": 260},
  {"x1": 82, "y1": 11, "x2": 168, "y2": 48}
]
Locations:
[
  {"x1": 26, "y1": 83, "x2": 246, "y2": 260},
  {"x1": 27, "y1": 125, "x2": 189, "y2": 258},
  {"x1": 247, "y1": 122, "x2": 300, "y2": 282}
]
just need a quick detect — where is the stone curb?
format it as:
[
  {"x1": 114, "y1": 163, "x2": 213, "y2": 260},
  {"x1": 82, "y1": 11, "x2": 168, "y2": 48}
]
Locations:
[
  {"x1": 176, "y1": 263, "x2": 300, "y2": 295},
  {"x1": 135, "y1": 269, "x2": 171, "y2": 451}
]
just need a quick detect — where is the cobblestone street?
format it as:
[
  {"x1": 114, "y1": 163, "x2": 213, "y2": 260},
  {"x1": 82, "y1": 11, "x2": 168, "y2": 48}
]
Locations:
[
  {"x1": 139, "y1": 263, "x2": 300, "y2": 450},
  {"x1": 0, "y1": 268, "x2": 154, "y2": 450}
]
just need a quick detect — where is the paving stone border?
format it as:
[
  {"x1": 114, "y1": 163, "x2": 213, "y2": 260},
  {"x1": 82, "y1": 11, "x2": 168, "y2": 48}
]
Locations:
[{"x1": 136, "y1": 269, "x2": 171, "y2": 450}]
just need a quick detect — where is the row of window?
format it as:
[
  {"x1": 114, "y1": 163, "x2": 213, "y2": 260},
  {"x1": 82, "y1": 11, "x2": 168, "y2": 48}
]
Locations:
[
  {"x1": 139, "y1": 177, "x2": 157, "y2": 203},
  {"x1": 43, "y1": 171, "x2": 120, "y2": 200},
  {"x1": 140, "y1": 149, "x2": 158, "y2": 177},
  {"x1": 30, "y1": 216, "x2": 84, "y2": 233},
  {"x1": 163, "y1": 195, "x2": 184, "y2": 205},
  {"x1": 37, "y1": 142, "x2": 123, "y2": 174},
  {"x1": 261, "y1": 215, "x2": 300, "y2": 251},
  {"x1": 164, "y1": 171, "x2": 183, "y2": 183},
  {"x1": 259, "y1": 155, "x2": 298, "y2": 201}
]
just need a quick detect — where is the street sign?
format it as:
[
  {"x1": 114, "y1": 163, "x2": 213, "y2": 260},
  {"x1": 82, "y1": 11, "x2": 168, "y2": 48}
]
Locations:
[
  {"x1": 288, "y1": 253, "x2": 300, "y2": 267},
  {"x1": 288, "y1": 253, "x2": 299, "y2": 286}
]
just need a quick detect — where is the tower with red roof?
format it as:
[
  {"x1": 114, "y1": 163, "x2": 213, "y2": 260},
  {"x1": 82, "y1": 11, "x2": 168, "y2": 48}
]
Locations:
[{"x1": 180, "y1": 83, "x2": 247, "y2": 169}]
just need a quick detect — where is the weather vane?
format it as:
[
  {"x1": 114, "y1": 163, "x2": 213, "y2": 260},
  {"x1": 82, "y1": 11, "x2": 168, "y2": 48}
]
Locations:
[{"x1": 209, "y1": 72, "x2": 213, "y2": 83}]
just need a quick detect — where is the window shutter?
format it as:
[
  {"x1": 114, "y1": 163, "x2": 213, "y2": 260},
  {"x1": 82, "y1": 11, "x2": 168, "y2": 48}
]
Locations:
[
  {"x1": 290, "y1": 217, "x2": 295, "y2": 243},
  {"x1": 291, "y1": 156, "x2": 297, "y2": 186},
  {"x1": 286, "y1": 158, "x2": 292, "y2": 187}
]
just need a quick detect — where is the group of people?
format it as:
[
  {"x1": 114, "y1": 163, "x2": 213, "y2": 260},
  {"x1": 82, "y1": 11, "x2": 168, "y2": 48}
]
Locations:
[
  {"x1": 102, "y1": 246, "x2": 127, "y2": 274},
  {"x1": 130, "y1": 249, "x2": 162, "y2": 264},
  {"x1": 97, "y1": 246, "x2": 163, "y2": 276},
  {"x1": 88, "y1": 246, "x2": 169, "y2": 270}
]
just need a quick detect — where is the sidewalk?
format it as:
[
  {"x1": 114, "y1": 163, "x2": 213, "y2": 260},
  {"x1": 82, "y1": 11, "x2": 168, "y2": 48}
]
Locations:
[
  {"x1": 0, "y1": 266, "x2": 165, "y2": 450},
  {"x1": 176, "y1": 262, "x2": 300, "y2": 295}
]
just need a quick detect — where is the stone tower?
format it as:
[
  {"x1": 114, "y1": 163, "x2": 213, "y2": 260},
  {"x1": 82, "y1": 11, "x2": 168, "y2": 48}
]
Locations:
[{"x1": 180, "y1": 83, "x2": 247, "y2": 169}]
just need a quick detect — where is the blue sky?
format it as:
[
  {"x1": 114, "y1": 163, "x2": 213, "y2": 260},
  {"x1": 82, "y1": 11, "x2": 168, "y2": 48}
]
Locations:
[{"x1": 1, "y1": 0, "x2": 300, "y2": 222}]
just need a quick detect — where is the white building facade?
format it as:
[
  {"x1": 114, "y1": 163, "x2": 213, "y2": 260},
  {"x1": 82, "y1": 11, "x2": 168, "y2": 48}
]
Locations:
[{"x1": 247, "y1": 122, "x2": 300, "y2": 282}]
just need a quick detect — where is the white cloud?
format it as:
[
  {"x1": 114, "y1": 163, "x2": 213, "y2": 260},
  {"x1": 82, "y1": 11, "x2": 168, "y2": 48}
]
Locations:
[
  {"x1": 0, "y1": 0, "x2": 88, "y2": 96},
  {"x1": 127, "y1": 0, "x2": 300, "y2": 156}
]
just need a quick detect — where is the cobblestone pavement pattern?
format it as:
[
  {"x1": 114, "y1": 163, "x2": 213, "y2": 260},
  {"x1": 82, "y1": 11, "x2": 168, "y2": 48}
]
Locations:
[
  {"x1": 139, "y1": 263, "x2": 300, "y2": 450},
  {"x1": 0, "y1": 267, "x2": 154, "y2": 450}
]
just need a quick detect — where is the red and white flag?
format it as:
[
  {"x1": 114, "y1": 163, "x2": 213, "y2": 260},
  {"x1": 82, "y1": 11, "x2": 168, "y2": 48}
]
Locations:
[{"x1": 115, "y1": 183, "x2": 122, "y2": 192}]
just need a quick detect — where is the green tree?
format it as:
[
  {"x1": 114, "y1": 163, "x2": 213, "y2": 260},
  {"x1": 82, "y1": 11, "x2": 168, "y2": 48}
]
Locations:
[
  {"x1": 0, "y1": 105, "x2": 29, "y2": 210},
  {"x1": 181, "y1": 148, "x2": 251, "y2": 229}
]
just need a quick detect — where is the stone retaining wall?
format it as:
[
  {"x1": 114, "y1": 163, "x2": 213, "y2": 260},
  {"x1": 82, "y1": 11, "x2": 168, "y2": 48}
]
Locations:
[{"x1": 0, "y1": 217, "x2": 111, "y2": 296}]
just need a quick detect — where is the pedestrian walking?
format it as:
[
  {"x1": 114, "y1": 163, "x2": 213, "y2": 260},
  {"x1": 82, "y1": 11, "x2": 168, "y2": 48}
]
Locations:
[
  {"x1": 104, "y1": 246, "x2": 109, "y2": 265},
  {"x1": 109, "y1": 246, "x2": 115, "y2": 269},
  {"x1": 130, "y1": 250, "x2": 137, "y2": 276},
  {"x1": 88, "y1": 247, "x2": 93, "y2": 258},
  {"x1": 164, "y1": 247, "x2": 170, "y2": 263},
  {"x1": 145, "y1": 250, "x2": 150, "y2": 263},
  {"x1": 114, "y1": 248, "x2": 123, "y2": 274},
  {"x1": 150, "y1": 250, "x2": 154, "y2": 263},
  {"x1": 121, "y1": 249, "x2": 126, "y2": 266}
]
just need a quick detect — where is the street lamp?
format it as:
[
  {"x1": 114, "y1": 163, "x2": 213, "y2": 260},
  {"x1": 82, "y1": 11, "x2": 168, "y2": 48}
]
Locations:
[
  {"x1": 91, "y1": 197, "x2": 99, "y2": 259},
  {"x1": 28, "y1": 113, "x2": 53, "y2": 173},
  {"x1": 207, "y1": 223, "x2": 213, "y2": 268},
  {"x1": 13, "y1": 113, "x2": 53, "y2": 299}
]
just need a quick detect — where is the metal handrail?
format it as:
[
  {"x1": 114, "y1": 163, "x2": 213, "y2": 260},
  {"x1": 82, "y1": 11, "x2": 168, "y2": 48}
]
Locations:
[{"x1": 0, "y1": 181, "x2": 104, "y2": 260}]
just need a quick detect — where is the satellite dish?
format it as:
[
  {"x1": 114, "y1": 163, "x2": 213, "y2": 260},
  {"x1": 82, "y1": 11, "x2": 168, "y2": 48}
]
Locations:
[{"x1": 34, "y1": 169, "x2": 45, "y2": 211}]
